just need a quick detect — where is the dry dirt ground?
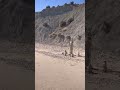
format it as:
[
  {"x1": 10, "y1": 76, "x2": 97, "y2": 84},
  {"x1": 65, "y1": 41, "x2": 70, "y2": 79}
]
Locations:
[
  {"x1": 0, "y1": 62, "x2": 34, "y2": 90},
  {"x1": 86, "y1": 49, "x2": 120, "y2": 90},
  {"x1": 0, "y1": 41, "x2": 34, "y2": 90},
  {"x1": 86, "y1": 72, "x2": 120, "y2": 90},
  {"x1": 35, "y1": 44, "x2": 85, "y2": 90}
]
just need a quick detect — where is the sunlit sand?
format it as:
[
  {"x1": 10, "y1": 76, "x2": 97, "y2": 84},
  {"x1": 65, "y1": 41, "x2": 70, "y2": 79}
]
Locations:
[{"x1": 35, "y1": 46, "x2": 85, "y2": 90}]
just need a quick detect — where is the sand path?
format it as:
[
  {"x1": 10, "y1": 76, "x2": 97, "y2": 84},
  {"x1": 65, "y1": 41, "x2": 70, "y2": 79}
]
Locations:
[
  {"x1": 35, "y1": 50, "x2": 85, "y2": 90},
  {"x1": 0, "y1": 62, "x2": 34, "y2": 90}
]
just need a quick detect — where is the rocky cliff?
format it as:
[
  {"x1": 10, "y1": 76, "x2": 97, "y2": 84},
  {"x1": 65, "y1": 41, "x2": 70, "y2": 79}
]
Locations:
[
  {"x1": 0, "y1": 0, "x2": 34, "y2": 42},
  {"x1": 86, "y1": 0, "x2": 120, "y2": 52},
  {"x1": 35, "y1": 3, "x2": 85, "y2": 48}
]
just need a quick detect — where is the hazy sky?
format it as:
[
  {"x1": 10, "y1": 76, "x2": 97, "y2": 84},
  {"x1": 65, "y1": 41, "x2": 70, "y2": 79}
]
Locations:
[{"x1": 35, "y1": 0, "x2": 85, "y2": 12}]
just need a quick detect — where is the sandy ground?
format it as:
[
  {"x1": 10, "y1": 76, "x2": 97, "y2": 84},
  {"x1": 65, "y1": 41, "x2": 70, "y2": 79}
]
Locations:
[
  {"x1": 35, "y1": 44, "x2": 85, "y2": 90},
  {"x1": 86, "y1": 73, "x2": 120, "y2": 90},
  {"x1": 0, "y1": 62, "x2": 34, "y2": 90},
  {"x1": 0, "y1": 41, "x2": 34, "y2": 90},
  {"x1": 86, "y1": 49, "x2": 120, "y2": 90}
]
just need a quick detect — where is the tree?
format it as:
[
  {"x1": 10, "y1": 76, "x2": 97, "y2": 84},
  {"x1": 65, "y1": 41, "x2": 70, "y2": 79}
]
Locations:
[
  {"x1": 64, "y1": 3, "x2": 68, "y2": 6},
  {"x1": 46, "y1": 6, "x2": 50, "y2": 9},
  {"x1": 70, "y1": 1, "x2": 74, "y2": 5},
  {"x1": 52, "y1": 6, "x2": 55, "y2": 8}
]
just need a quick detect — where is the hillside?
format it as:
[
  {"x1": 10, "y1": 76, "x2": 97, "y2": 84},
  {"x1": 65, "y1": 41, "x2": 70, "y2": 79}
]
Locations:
[
  {"x1": 86, "y1": 0, "x2": 120, "y2": 51},
  {"x1": 86, "y1": 0, "x2": 120, "y2": 89},
  {"x1": 86, "y1": 0, "x2": 120, "y2": 68},
  {"x1": 0, "y1": 0, "x2": 34, "y2": 42},
  {"x1": 35, "y1": 3, "x2": 85, "y2": 48}
]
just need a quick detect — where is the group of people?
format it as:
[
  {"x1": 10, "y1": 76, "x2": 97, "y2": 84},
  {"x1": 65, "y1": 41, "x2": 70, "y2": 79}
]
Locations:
[{"x1": 63, "y1": 50, "x2": 81, "y2": 57}]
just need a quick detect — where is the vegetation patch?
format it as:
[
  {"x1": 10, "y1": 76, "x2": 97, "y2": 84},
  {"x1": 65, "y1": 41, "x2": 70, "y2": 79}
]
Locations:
[
  {"x1": 49, "y1": 33, "x2": 57, "y2": 39},
  {"x1": 60, "y1": 21, "x2": 67, "y2": 27},
  {"x1": 66, "y1": 36, "x2": 71, "y2": 41},
  {"x1": 67, "y1": 17, "x2": 74, "y2": 24},
  {"x1": 43, "y1": 23, "x2": 49, "y2": 27},
  {"x1": 78, "y1": 35, "x2": 82, "y2": 40}
]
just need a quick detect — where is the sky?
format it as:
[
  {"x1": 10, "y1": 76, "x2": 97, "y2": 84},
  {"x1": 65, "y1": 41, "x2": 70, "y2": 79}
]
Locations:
[{"x1": 35, "y1": 0, "x2": 85, "y2": 12}]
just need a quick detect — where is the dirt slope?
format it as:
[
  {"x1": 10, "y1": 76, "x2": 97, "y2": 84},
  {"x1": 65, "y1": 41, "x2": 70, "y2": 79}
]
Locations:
[{"x1": 35, "y1": 3, "x2": 85, "y2": 48}]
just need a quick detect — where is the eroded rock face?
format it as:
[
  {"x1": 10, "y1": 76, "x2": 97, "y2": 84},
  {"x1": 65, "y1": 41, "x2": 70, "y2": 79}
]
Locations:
[
  {"x1": 0, "y1": 0, "x2": 34, "y2": 42},
  {"x1": 35, "y1": 4, "x2": 85, "y2": 48},
  {"x1": 86, "y1": 0, "x2": 120, "y2": 51}
]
